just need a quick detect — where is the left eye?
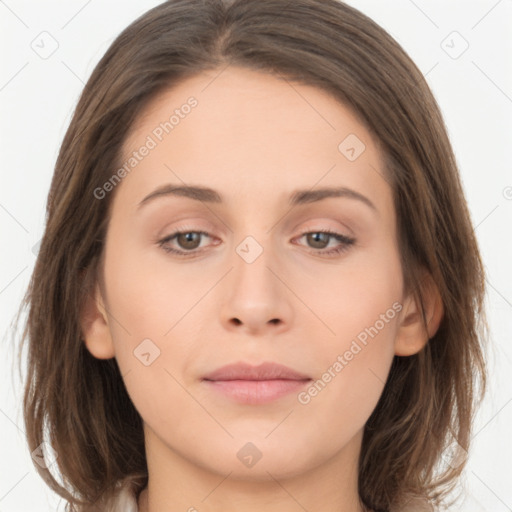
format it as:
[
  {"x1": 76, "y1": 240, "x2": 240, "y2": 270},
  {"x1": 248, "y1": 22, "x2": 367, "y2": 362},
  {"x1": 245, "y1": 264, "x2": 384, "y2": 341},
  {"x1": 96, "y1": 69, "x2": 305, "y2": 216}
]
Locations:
[
  {"x1": 299, "y1": 231, "x2": 345, "y2": 250},
  {"x1": 294, "y1": 230, "x2": 356, "y2": 256}
]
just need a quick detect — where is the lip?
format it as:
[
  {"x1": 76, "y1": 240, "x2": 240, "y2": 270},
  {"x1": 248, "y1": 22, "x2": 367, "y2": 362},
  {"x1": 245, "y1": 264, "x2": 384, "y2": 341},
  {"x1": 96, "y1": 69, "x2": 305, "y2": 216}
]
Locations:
[
  {"x1": 202, "y1": 361, "x2": 311, "y2": 381},
  {"x1": 202, "y1": 362, "x2": 312, "y2": 404}
]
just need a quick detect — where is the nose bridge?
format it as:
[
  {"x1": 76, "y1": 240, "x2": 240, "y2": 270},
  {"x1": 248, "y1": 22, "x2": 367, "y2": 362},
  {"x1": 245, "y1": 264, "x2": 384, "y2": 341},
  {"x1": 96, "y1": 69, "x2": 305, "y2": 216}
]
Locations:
[
  {"x1": 232, "y1": 233, "x2": 277, "y2": 299},
  {"x1": 218, "y1": 229, "x2": 294, "y2": 332}
]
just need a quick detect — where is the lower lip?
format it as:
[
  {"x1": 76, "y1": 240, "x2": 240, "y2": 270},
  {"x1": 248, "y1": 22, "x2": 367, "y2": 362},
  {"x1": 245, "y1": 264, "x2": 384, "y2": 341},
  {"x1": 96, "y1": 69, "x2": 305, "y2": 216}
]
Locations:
[{"x1": 203, "y1": 379, "x2": 311, "y2": 404}]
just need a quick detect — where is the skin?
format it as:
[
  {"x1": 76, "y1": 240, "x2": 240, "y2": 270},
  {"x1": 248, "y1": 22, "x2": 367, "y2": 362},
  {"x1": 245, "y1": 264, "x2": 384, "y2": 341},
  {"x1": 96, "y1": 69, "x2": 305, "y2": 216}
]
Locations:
[{"x1": 81, "y1": 66, "x2": 443, "y2": 512}]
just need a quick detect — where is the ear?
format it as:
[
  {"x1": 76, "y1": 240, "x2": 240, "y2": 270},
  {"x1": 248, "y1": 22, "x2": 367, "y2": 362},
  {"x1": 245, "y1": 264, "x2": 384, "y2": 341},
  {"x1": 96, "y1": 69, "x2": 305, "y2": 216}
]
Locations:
[
  {"x1": 394, "y1": 270, "x2": 444, "y2": 356},
  {"x1": 80, "y1": 278, "x2": 116, "y2": 359}
]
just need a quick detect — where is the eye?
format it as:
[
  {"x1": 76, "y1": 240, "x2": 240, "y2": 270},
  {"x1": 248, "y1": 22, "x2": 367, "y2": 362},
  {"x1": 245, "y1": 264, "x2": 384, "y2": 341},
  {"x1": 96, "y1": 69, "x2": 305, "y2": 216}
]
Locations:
[
  {"x1": 157, "y1": 229, "x2": 214, "y2": 256},
  {"x1": 294, "y1": 229, "x2": 356, "y2": 257},
  {"x1": 157, "y1": 228, "x2": 356, "y2": 258}
]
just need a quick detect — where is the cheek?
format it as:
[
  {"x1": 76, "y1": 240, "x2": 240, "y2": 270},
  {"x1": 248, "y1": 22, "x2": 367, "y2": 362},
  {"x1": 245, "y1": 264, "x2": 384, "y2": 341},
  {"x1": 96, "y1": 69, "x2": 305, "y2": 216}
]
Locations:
[
  {"x1": 297, "y1": 241, "x2": 402, "y2": 416},
  {"x1": 102, "y1": 229, "x2": 209, "y2": 339},
  {"x1": 101, "y1": 244, "x2": 200, "y2": 430},
  {"x1": 101, "y1": 235, "x2": 213, "y2": 404},
  {"x1": 295, "y1": 303, "x2": 399, "y2": 445},
  {"x1": 304, "y1": 238, "x2": 403, "y2": 351}
]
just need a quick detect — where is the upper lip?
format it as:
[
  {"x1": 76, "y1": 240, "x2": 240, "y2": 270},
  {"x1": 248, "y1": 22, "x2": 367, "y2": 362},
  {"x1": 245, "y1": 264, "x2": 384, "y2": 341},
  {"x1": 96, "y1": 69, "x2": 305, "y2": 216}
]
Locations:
[{"x1": 202, "y1": 362, "x2": 311, "y2": 381}]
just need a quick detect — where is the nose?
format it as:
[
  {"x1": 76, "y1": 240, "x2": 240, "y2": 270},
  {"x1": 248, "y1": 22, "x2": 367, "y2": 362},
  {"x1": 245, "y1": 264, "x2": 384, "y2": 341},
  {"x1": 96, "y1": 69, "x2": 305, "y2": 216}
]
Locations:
[{"x1": 219, "y1": 237, "x2": 294, "y2": 336}]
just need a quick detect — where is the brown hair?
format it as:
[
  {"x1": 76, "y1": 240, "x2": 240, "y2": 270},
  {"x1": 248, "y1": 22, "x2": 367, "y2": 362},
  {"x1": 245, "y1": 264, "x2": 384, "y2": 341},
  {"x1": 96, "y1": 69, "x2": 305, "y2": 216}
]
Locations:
[{"x1": 15, "y1": 0, "x2": 487, "y2": 510}]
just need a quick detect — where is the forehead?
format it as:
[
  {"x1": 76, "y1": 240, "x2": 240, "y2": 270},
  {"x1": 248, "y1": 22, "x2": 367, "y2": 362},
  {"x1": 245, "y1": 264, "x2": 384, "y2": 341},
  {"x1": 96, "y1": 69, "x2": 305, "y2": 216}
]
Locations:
[
  {"x1": 116, "y1": 66, "x2": 390, "y2": 215},
  {"x1": 125, "y1": 65, "x2": 375, "y2": 153}
]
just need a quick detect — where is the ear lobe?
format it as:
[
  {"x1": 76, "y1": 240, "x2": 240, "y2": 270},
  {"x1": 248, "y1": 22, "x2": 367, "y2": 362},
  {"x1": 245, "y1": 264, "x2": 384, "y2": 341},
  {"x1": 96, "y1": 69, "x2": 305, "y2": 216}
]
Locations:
[
  {"x1": 394, "y1": 270, "x2": 444, "y2": 357},
  {"x1": 80, "y1": 279, "x2": 116, "y2": 359}
]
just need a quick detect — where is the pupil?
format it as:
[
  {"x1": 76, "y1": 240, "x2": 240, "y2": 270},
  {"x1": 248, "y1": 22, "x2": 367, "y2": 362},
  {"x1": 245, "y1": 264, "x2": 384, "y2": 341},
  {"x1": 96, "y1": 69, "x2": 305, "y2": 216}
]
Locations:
[
  {"x1": 179, "y1": 232, "x2": 200, "y2": 249},
  {"x1": 308, "y1": 232, "x2": 328, "y2": 249}
]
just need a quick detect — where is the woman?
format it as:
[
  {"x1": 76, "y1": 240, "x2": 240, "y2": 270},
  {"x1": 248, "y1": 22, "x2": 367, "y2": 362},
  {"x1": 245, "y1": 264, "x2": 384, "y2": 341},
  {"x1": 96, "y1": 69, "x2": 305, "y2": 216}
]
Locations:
[{"x1": 17, "y1": 1, "x2": 487, "y2": 511}]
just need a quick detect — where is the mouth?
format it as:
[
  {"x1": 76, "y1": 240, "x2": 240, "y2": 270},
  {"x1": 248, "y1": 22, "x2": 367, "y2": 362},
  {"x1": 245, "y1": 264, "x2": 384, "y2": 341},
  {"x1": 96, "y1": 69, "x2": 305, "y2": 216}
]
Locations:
[{"x1": 202, "y1": 361, "x2": 312, "y2": 405}]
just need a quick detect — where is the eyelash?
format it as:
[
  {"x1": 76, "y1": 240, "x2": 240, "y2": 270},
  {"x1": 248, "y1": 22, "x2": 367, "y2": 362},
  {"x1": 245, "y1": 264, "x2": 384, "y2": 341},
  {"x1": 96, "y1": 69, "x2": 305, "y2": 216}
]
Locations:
[{"x1": 157, "y1": 227, "x2": 356, "y2": 258}]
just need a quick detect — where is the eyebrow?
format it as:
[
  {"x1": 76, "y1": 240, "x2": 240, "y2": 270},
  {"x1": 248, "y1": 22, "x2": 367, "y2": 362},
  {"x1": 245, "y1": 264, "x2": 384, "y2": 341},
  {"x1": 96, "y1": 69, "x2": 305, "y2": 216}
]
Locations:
[{"x1": 137, "y1": 184, "x2": 377, "y2": 213}]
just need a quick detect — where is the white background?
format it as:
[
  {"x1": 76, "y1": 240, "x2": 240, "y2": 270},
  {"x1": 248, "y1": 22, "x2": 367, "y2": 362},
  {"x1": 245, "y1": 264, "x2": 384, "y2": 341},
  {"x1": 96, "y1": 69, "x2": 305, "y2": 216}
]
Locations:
[{"x1": 1, "y1": 0, "x2": 511, "y2": 510}]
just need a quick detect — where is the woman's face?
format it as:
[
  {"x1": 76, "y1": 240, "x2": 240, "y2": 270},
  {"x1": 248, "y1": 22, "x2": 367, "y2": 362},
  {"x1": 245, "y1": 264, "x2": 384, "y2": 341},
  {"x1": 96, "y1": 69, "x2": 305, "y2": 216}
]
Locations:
[{"x1": 87, "y1": 66, "x2": 411, "y2": 482}]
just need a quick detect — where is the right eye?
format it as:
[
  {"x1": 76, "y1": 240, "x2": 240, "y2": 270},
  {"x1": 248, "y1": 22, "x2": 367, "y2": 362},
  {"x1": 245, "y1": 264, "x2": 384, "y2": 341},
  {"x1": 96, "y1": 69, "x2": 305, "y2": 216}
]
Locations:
[{"x1": 157, "y1": 230, "x2": 214, "y2": 256}]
